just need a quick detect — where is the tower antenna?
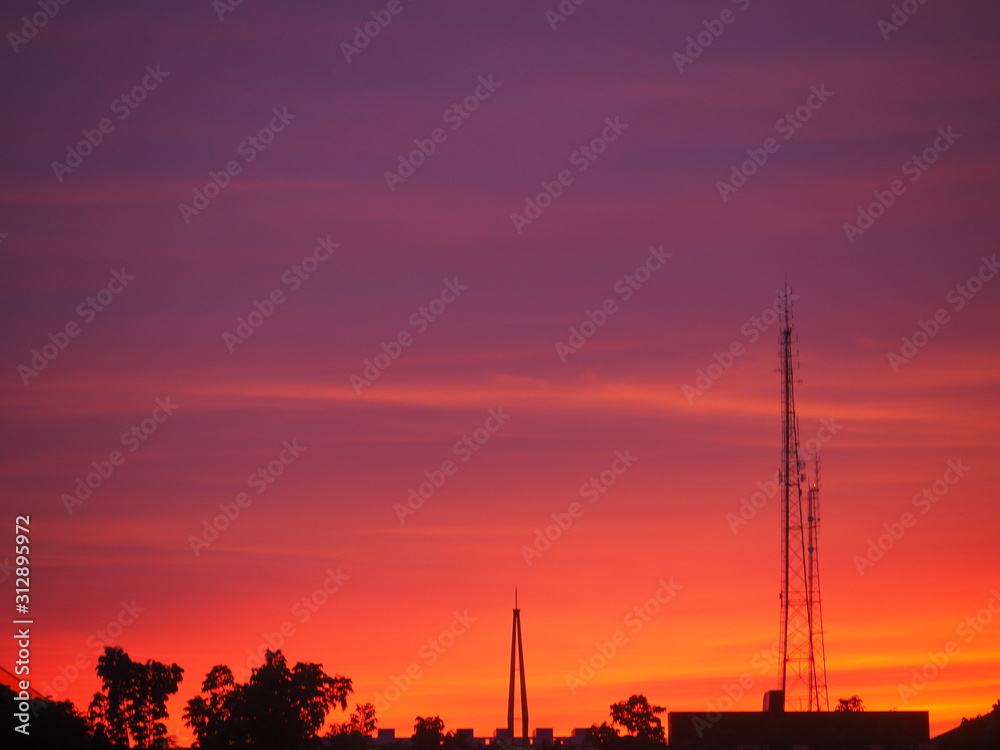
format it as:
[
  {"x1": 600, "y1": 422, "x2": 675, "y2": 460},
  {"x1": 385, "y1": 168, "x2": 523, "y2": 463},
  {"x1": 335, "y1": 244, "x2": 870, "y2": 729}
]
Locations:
[
  {"x1": 508, "y1": 590, "x2": 529, "y2": 743},
  {"x1": 778, "y1": 286, "x2": 828, "y2": 711}
]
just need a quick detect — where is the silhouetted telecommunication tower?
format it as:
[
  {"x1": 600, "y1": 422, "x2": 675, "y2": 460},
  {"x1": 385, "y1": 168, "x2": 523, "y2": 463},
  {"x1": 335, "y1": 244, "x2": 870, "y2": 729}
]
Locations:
[
  {"x1": 508, "y1": 590, "x2": 529, "y2": 744},
  {"x1": 778, "y1": 287, "x2": 829, "y2": 711},
  {"x1": 806, "y1": 455, "x2": 829, "y2": 710}
]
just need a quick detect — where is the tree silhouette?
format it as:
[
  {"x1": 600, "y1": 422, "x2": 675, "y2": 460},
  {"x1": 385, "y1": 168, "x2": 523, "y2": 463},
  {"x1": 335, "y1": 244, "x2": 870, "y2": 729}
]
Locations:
[
  {"x1": 412, "y1": 715, "x2": 446, "y2": 750},
  {"x1": 329, "y1": 701, "x2": 378, "y2": 736},
  {"x1": 327, "y1": 702, "x2": 379, "y2": 750},
  {"x1": 184, "y1": 649, "x2": 352, "y2": 748},
  {"x1": 835, "y1": 695, "x2": 865, "y2": 712},
  {"x1": 608, "y1": 695, "x2": 666, "y2": 745},
  {"x1": 351, "y1": 702, "x2": 379, "y2": 736},
  {"x1": 586, "y1": 721, "x2": 621, "y2": 747},
  {"x1": 183, "y1": 665, "x2": 241, "y2": 748},
  {"x1": 88, "y1": 646, "x2": 183, "y2": 748}
]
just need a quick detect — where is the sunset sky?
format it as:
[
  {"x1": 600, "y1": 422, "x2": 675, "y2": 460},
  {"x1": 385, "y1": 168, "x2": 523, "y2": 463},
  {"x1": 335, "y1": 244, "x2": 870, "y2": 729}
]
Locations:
[{"x1": 2, "y1": 0, "x2": 999, "y2": 746}]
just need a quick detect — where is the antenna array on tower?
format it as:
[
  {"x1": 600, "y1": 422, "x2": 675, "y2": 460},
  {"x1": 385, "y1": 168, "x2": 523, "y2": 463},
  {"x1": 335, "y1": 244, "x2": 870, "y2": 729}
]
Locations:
[{"x1": 778, "y1": 287, "x2": 829, "y2": 712}]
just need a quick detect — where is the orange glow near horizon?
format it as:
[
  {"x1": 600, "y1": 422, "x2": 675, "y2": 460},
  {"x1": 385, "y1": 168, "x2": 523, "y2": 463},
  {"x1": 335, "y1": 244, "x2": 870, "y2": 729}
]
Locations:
[{"x1": 21, "y1": 358, "x2": 1000, "y2": 745}]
